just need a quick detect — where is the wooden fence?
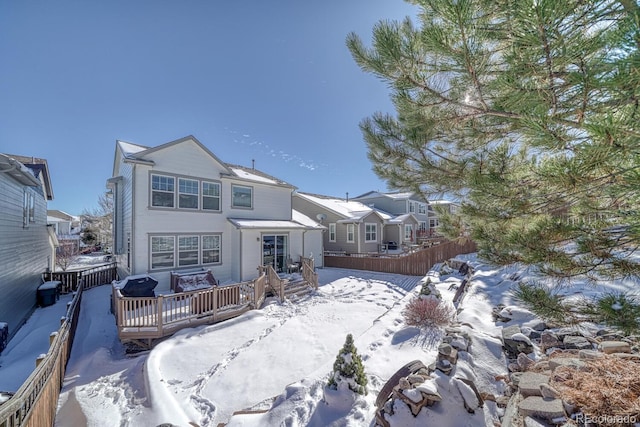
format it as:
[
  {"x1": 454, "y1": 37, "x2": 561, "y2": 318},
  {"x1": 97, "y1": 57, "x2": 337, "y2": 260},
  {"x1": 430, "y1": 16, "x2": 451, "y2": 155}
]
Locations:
[
  {"x1": 0, "y1": 263, "x2": 118, "y2": 427},
  {"x1": 324, "y1": 239, "x2": 477, "y2": 276},
  {"x1": 43, "y1": 262, "x2": 118, "y2": 293}
]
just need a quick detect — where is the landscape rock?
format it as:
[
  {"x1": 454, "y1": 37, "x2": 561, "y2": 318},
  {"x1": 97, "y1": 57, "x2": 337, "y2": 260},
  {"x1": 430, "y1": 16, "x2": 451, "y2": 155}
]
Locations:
[
  {"x1": 502, "y1": 325, "x2": 534, "y2": 356},
  {"x1": 518, "y1": 396, "x2": 566, "y2": 421},
  {"x1": 578, "y1": 349, "x2": 604, "y2": 360},
  {"x1": 518, "y1": 372, "x2": 550, "y2": 397},
  {"x1": 524, "y1": 416, "x2": 553, "y2": 427},
  {"x1": 599, "y1": 340, "x2": 631, "y2": 354},
  {"x1": 561, "y1": 335, "x2": 592, "y2": 350},
  {"x1": 548, "y1": 357, "x2": 587, "y2": 372},
  {"x1": 539, "y1": 383, "x2": 560, "y2": 399},
  {"x1": 540, "y1": 332, "x2": 563, "y2": 351},
  {"x1": 517, "y1": 352, "x2": 536, "y2": 371}
]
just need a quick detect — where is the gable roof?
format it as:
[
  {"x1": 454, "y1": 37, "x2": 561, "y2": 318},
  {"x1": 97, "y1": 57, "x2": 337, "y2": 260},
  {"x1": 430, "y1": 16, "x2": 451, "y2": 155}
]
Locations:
[
  {"x1": 353, "y1": 190, "x2": 422, "y2": 202},
  {"x1": 295, "y1": 192, "x2": 386, "y2": 223},
  {"x1": 114, "y1": 136, "x2": 295, "y2": 188},
  {"x1": 1, "y1": 154, "x2": 54, "y2": 200}
]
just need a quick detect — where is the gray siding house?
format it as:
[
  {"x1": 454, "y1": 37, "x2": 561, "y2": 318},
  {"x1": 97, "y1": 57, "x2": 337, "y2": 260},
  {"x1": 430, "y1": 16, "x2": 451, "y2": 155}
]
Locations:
[
  {"x1": 108, "y1": 136, "x2": 325, "y2": 289},
  {"x1": 353, "y1": 191, "x2": 432, "y2": 238},
  {"x1": 293, "y1": 192, "x2": 388, "y2": 254},
  {"x1": 0, "y1": 154, "x2": 56, "y2": 340}
]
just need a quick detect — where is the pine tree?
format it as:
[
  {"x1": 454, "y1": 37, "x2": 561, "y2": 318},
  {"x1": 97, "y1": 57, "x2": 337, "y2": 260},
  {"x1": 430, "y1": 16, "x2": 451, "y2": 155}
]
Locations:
[
  {"x1": 327, "y1": 334, "x2": 368, "y2": 395},
  {"x1": 347, "y1": 0, "x2": 640, "y2": 280}
]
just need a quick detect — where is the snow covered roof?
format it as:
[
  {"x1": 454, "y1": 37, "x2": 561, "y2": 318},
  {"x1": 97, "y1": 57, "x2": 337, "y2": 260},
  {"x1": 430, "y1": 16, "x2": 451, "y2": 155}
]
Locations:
[
  {"x1": 225, "y1": 164, "x2": 295, "y2": 188},
  {"x1": 117, "y1": 140, "x2": 149, "y2": 158},
  {"x1": 296, "y1": 192, "x2": 376, "y2": 220},
  {"x1": 228, "y1": 210, "x2": 324, "y2": 230},
  {"x1": 353, "y1": 190, "x2": 417, "y2": 201}
]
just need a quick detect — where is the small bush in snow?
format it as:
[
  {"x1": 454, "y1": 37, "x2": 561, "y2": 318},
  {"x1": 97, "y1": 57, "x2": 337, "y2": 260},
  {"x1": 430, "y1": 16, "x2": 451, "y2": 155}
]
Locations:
[
  {"x1": 419, "y1": 278, "x2": 441, "y2": 299},
  {"x1": 327, "y1": 334, "x2": 368, "y2": 395},
  {"x1": 402, "y1": 297, "x2": 454, "y2": 328}
]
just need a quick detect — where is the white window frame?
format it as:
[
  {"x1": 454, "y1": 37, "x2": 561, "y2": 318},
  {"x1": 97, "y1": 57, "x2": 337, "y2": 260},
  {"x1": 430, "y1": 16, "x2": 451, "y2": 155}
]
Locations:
[
  {"x1": 419, "y1": 221, "x2": 427, "y2": 232},
  {"x1": 408, "y1": 201, "x2": 415, "y2": 213},
  {"x1": 418, "y1": 203, "x2": 426, "y2": 214},
  {"x1": 346, "y1": 224, "x2": 355, "y2": 243},
  {"x1": 202, "y1": 234, "x2": 221, "y2": 264},
  {"x1": 151, "y1": 174, "x2": 175, "y2": 208},
  {"x1": 178, "y1": 235, "x2": 200, "y2": 267},
  {"x1": 365, "y1": 223, "x2": 377, "y2": 242},
  {"x1": 231, "y1": 184, "x2": 253, "y2": 209},
  {"x1": 178, "y1": 178, "x2": 199, "y2": 210},
  {"x1": 150, "y1": 236, "x2": 175, "y2": 269},
  {"x1": 202, "y1": 181, "x2": 221, "y2": 211},
  {"x1": 329, "y1": 223, "x2": 336, "y2": 242},
  {"x1": 22, "y1": 190, "x2": 29, "y2": 227}
]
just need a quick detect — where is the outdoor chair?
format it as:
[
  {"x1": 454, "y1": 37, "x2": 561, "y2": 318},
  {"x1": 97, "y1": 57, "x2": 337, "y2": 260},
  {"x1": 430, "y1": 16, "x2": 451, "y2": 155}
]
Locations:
[{"x1": 286, "y1": 256, "x2": 301, "y2": 274}]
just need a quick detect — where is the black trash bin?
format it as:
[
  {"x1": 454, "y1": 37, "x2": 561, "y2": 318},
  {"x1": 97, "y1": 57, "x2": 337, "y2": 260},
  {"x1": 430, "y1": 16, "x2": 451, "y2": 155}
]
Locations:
[{"x1": 37, "y1": 281, "x2": 61, "y2": 307}]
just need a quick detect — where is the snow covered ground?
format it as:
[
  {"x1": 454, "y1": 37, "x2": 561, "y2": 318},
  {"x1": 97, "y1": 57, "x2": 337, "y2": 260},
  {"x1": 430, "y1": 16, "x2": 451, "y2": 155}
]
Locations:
[{"x1": 2, "y1": 253, "x2": 638, "y2": 426}]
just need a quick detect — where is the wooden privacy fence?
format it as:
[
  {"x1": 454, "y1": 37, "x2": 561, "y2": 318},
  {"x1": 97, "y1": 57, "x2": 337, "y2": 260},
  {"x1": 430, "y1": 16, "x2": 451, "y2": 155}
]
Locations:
[
  {"x1": 0, "y1": 281, "x2": 84, "y2": 427},
  {"x1": 324, "y1": 239, "x2": 477, "y2": 276},
  {"x1": 43, "y1": 262, "x2": 118, "y2": 293}
]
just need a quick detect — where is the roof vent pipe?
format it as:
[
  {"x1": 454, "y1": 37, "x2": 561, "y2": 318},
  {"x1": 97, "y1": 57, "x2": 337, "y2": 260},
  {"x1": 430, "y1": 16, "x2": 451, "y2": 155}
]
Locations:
[
  {"x1": 346, "y1": 192, "x2": 349, "y2": 202},
  {"x1": 252, "y1": 159, "x2": 255, "y2": 170}
]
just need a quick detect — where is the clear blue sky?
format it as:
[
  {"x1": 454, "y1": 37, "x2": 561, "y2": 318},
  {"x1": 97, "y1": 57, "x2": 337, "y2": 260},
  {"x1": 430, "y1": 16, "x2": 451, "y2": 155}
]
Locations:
[{"x1": 0, "y1": 1, "x2": 417, "y2": 215}]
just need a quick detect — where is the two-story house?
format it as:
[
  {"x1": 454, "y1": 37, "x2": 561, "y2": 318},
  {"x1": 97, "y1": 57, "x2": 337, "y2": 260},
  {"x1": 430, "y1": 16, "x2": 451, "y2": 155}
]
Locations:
[
  {"x1": 0, "y1": 154, "x2": 56, "y2": 342},
  {"x1": 292, "y1": 192, "x2": 418, "y2": 253},
  {"x1": 353, "y1": 191, "x2": 431, "y2": 239},
  {"x1": 47, "y1": 210, "x2": 81, "y2": 253},
  {"x1": 108, "y1": 136, "x2": 324, "y2": 290}
]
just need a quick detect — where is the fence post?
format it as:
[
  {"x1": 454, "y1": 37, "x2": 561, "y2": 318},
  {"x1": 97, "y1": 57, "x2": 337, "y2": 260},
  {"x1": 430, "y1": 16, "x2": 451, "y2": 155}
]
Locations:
[
  {"x1": 213, "y1": 287, "x2": 218, "y2": 323},
  {"x1": 157, "y1": 295, "x2": 164, "y2": 337}
]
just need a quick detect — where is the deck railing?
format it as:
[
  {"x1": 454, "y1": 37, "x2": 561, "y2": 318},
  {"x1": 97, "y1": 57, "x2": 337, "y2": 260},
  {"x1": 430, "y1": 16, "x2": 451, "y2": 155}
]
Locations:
[
  {"x1": 112, "y1": 273, "x2": 267, "y2": 346},
  {"x1": 43, "y1": 262, "x2": 118, "y2": 293},
  {"x1": 301, "y1": 257, "x2": 318, "y2": 289}
]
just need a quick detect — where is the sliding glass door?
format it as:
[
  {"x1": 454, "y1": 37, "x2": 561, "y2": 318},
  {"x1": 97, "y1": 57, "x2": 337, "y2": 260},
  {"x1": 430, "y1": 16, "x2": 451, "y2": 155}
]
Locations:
[{"x1": 262, "y1": 235, "x2": 288, "y2": 272}]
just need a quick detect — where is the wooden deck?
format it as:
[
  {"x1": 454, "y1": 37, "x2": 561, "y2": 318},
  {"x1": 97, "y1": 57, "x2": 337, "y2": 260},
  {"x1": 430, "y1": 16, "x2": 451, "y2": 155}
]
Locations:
[{"x1": 112, "y1": 258, "x2": 317, "y2": 347}]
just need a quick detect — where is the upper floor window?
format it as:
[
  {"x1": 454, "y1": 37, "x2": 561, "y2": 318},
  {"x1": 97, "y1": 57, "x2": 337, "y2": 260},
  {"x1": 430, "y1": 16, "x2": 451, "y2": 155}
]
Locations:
[
  {"x1": 329, "y1": 223, "x2": 336, "y2": 242},
  {"x1": 232, "y1": 185, "x2": 252, "y2": 209},
  {"x1": 23, "y1": 190, "x2": 35, "y2": 227},
  {"x1": 408, "y1": 201, "x2": 416, "y2": 213},
  {"x1": 346, "y1": 224, "x2": 355, "y2": 243},
  {"x1": 151, "y1": 175, "x2": 175, "y2": 207},
  {"x1": 418, "y1": 203, "x2": 426, "y2": 214},
  {"x1": 178, "y1": 179, "x2": 199, "y2": 209},
  {"x1": 365, "y1": 223, "x2": 377, "y2": 242},
  {"x1": 202, "y1": 181, "x2": 221, "y2": 211}
]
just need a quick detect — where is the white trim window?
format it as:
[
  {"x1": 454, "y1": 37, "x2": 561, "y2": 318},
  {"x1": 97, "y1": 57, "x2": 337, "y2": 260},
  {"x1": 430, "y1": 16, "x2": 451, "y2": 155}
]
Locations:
[
  {"x1": 419, "y1": 221, "x2": 428, "y2": 232},
  {"x1": 151, "y1": 236, "x2": 175, "y2": 269},
  {"x1": 151, "y1": 174, "x2": 175, "y2": 208},
  {"x1": 202, "y1": 181, "x2": 221, "y2": 211},
  {"x1": 178, "y1": 236, "x2": 199, "y2": 266},
  {"x1": 408, "y1": 201, "x2": 416, "y2": 213},
  {"x1": 202, "y1": 235, "x2": 221, "y2": 264},
  {"x1": 329, "y1": 223, "x2": 336, "y2": 242},
  {"x1": 178, "y1": 178, "x2": 199, "y2": 209},
  {"x1": 430, "y1": 218, "x2": 439, "y2": 229},
  {"x1": 418, "y1": 203, "x2": 426, "y2": 214},
  {"x1": 232, "y1": 184, "x2": 253, "y2": 209},
  {"x1": 346, "y1": 224, "x2": 355, "y2": 243},
  {"x1": 365, "y1": 223, "x2": 377, "y2": 242}
]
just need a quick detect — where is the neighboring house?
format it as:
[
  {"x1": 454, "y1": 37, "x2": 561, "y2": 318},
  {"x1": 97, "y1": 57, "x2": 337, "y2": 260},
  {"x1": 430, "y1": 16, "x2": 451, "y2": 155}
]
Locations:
[
  {"x1": 48, "y1": 210, "x2": 81, "y2": 253},
  {"x1": 0, "y1": 154, "x2": 56, "y2": 340},
  {"x1": 293, "y1": 192, "x2": 418, "y2": 253},
  {"x1": 353, "y1": 191, "x2": 431, "y2": 238},
  {"x1": 427, "y1": 199, "x2": 460, "y2": 234},
  {"x1": 107, "y1": 135, "x2": 324, "y2": 290}
]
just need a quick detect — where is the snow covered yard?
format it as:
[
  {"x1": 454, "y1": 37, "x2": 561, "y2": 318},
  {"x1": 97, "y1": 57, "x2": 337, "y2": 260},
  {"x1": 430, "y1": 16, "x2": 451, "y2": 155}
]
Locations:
[{"x1": 3, "y1": 253, "x2": 636, "y2": 426}]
